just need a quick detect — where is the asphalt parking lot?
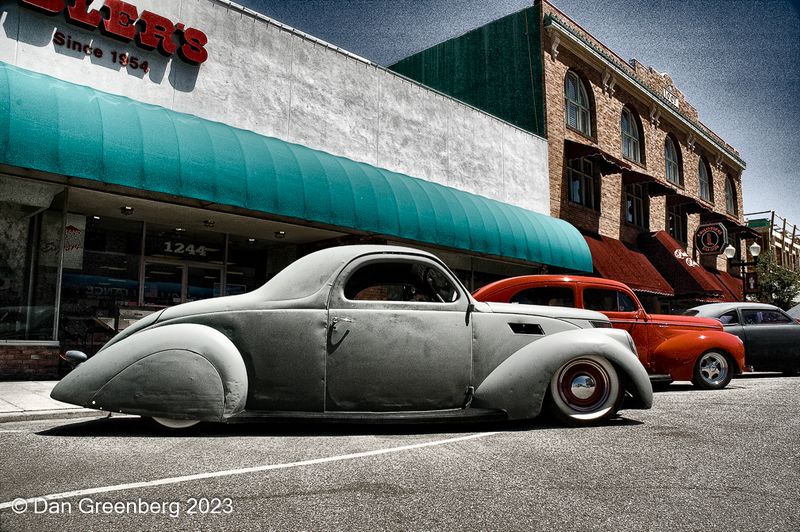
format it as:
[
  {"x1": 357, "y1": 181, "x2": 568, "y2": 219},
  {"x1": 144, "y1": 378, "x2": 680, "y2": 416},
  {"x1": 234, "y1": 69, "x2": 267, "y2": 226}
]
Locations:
[{"x1": 0, "y1": 374, "x2": 798, "y2": 532}]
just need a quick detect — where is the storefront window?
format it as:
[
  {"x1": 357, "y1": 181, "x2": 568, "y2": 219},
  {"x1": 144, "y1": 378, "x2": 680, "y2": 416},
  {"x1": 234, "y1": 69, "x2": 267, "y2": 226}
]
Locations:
[
  {"x1": 59, "y1": 216, "x2": 142, "y2": 354},
  {"x1": 226, "y1": 236, "x2": 269, "y2": 295},
  {"x1": 143, "y1": 224, "x2": 225, "y2": 307},
  {"x1": 0, "y1": 176, "x2": 65, "y2": 341}
]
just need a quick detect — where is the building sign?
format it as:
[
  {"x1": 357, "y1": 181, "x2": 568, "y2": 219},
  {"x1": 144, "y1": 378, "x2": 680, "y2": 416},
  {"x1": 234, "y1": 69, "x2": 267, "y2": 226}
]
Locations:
[
  {"x1": 744, "y1": 272, "x2": 759, "y2": 295},
  {"x1": 662, "y1": 87, "x2": 679, "y2": 108},
  {"x1": 673, "y1": 248, "x2": 698, "y2": 268},
  {"x1": 20, "y1": 0, "x2": 209, "y2": 65},
  {"x1": 695, "y1": 223, "x2": 729, "y2": 255}
]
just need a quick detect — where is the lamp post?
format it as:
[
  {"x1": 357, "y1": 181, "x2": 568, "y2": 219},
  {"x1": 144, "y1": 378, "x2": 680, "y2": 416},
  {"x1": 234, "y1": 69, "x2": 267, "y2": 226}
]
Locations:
[{"x1": 723, "y1": 241, "x2": 762, "y2": 300}]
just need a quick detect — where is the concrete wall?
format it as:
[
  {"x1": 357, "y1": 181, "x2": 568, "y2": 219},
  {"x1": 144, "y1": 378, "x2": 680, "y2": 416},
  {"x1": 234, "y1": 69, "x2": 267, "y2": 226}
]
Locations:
[{"x1": 0, "y1": 0, "x2": 549, "y2": 214}]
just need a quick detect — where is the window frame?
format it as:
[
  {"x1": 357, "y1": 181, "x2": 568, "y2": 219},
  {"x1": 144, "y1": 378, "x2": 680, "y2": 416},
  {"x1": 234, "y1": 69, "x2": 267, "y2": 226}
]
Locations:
[
  {"x1": 621, "y1": 107, "x2": 642, "y2": 164},
  {"x1": 667, "y1": 203, "x2": 688, "y2": 244},
  {"x1": 664, "y1": 136, "x2": 682, "y2": 186},
  {"x1": 567, "y1": 157, "x2": 600, "y2": 211},
  {"x1": 564, "y1": 71, "x2": 592, "y2": 137},
  {"x1": 725, "y1": 175, "x2": 738, "y2": 215},
  {"x1": 624, "y1": 183, "x2": 648, "y2": 229},
  {"x1": 698, "y1": 157, "x2": 713, "y2": 203}
]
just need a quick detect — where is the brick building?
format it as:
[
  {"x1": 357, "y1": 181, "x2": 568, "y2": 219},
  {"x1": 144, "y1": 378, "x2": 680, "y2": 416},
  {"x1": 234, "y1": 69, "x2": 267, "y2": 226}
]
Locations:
[{"x1": 391, "y1": 0, "x2": 755, "y2": 311}]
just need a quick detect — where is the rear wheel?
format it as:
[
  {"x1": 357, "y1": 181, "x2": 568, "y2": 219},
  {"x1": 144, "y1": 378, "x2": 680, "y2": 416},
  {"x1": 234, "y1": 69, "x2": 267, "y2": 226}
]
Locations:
[
  {"x1": 152, "y1": 417, "x2": 200, "y2": 429},
  {"x1": 547, "y1": 356, "x2": 622, "y2": 426},
  {"x1": 691, "y1": 351, "x2": 732, "y2": 389}
]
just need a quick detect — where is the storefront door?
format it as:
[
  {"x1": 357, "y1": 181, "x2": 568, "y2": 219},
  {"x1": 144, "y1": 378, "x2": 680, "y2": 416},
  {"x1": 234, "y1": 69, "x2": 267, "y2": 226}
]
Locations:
[{"x1": 143, "y1": 261, "x2": 222, "y2": 307}]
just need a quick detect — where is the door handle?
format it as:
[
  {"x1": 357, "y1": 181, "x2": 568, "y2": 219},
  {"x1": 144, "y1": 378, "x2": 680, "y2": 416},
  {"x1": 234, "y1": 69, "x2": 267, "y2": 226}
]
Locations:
[{"x1": 331, "y1": 316, "x2": 354, "y2": 329}]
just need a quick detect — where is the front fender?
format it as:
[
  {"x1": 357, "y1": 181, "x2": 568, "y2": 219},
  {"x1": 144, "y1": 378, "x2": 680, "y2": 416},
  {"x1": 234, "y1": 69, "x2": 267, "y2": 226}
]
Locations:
[
  {"x1": 472, "y1": 329, "x2": 652, "y2": 420},
  {"x1": 51, "y1": 324, "x2": 248, "y2": 421},
  {"x1": 652, "y1": 330, "x2": 746, "y2": 381}
]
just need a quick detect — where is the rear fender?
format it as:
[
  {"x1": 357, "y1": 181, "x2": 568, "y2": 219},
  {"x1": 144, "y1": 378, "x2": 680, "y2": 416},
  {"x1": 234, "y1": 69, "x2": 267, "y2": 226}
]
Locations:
[
  {"x1": 52, "y1": 324, "x2": 247, "y2": 421},
  {"x1": 652, "y1": 330, "x2": 745, "y2": 381},
  {"x1": 472, "y1": 329, "x2": 652, "y2": 420}
]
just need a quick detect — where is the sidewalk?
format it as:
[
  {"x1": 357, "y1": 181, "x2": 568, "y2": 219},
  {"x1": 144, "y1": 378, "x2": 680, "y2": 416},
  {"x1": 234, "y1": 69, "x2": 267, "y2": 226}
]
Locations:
[{"x1": 0, "y1": 381, "x2": 103, "y2": 423}]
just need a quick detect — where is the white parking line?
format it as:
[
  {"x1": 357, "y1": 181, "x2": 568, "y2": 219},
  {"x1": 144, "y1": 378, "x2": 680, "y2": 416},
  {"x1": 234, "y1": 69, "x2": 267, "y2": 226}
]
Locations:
[{"x1": 0, "y1": 431, "x2": 499, "y2": 510}]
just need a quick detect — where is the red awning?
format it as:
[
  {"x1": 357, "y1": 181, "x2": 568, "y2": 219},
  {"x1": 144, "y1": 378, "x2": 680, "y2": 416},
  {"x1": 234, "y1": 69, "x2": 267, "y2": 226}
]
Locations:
[
  {"x1": 638, "y1": 231, "x2": 724, "y2": 298},
  {"x1": 709, "y1": 270, "x2": 743, "y2": 301},
  {"x1": 584, "y1": 234, "x2": 674, "y2": 296}
]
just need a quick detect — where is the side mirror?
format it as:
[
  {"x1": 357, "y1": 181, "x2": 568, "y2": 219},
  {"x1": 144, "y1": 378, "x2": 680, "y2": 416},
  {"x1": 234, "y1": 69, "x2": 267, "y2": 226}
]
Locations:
[{"x1": 61, "y1": 350, "x2": 88, "y2": 368}]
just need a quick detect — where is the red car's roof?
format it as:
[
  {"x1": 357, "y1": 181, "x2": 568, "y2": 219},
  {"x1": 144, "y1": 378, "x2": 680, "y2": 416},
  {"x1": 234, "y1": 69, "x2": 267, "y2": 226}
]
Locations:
[{"x1": 473, "y1": 275, "x2": 630, "y2": 299}]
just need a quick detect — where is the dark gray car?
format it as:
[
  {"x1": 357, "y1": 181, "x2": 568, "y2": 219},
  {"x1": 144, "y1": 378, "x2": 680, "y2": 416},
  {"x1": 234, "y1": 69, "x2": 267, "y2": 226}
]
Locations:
[{"x1": 687, "y1": 302, "x2": 800, "y2": 374}]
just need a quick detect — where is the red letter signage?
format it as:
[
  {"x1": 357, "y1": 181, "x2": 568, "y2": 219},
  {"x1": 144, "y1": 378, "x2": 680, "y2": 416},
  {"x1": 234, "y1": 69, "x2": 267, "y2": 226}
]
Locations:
[{"x1": 20, "y1": 0, "x2": 209, "y2": 65}]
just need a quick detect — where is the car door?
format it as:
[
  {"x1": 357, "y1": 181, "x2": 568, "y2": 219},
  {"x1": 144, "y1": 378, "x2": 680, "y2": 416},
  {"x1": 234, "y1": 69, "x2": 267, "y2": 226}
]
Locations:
[
  {"x1": 581, "y1": 286, "x2": 650, "y2": 367},
  {"x1": 740, "y1": 308, "x2": 800, "y2": 371},
  {"x1": 325, "y1": 255, "x2": 472, "y2": 412}
]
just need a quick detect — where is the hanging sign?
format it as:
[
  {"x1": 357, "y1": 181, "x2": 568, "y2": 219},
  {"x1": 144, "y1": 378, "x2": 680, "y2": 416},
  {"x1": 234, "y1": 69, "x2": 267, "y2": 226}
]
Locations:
[
  {"x1": 20, "y1": 0, "x2": 209, "y2": 65},
  {"x1": 694, "y1": 223, "x2": 728, "y2": 255}
]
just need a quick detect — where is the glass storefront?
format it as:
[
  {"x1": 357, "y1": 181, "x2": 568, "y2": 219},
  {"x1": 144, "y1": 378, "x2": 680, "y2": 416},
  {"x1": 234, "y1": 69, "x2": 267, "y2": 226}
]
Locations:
[{"x1": 0, "y1": 176, "x2": 65, "y2": 341}]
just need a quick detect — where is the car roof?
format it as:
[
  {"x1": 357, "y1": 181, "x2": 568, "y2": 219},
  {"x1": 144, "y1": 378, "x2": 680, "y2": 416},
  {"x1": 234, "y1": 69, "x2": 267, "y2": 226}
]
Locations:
[
  {"x1": 256, "y1": 244, "x2": 446, "y2": 301},
  {"x1": 689, "y1": 302, "x2": 783, "y2": 316}
]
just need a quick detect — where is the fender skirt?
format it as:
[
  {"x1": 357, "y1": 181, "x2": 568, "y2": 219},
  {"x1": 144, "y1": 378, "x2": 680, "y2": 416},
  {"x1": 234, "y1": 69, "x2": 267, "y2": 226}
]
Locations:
[{"x1": 52, "y1": 324, "x2": 248, "y2": 421}]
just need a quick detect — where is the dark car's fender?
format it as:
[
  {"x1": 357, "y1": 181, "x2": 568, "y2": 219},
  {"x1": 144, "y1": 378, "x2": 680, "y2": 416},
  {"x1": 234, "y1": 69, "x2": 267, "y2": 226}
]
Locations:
[
  {"x1": 51, "y1": 324, "x2": 248, "y2": 421},
  {"x1": 651, "y1": 330, "x2": 745, "y2": 382},
  {"x1": 472, "y1": 328, "x2": 652, "y2": 420}
]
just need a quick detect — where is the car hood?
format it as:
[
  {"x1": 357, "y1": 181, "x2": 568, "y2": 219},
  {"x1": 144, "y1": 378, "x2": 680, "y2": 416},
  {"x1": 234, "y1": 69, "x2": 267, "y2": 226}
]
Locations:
[
  {"x1": 647, "y1": 313, "x2": 723, "y2": 329},
  {"x1": 481, "y1": 301, "x2": 608, "y2": 322}
]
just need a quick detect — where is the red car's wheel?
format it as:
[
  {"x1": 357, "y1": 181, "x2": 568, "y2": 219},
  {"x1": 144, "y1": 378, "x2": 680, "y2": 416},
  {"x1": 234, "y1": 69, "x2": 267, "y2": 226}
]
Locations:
[
  {"x1": 691, "y1": 351, "x2": 733, "y2": 390},
  {"x1": 547, "y1": 356, "x2": 621, "y2": 425}
]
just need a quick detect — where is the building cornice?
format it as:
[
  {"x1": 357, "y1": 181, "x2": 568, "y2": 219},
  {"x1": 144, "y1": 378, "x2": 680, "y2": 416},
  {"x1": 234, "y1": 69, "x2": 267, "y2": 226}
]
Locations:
[{"x1": 544, "y1": 13, "x2": 746, "y2": 171}]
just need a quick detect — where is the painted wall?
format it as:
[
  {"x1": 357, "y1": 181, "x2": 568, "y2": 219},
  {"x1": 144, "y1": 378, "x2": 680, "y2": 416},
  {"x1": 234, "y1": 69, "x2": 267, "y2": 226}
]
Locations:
[{"x1": 0, "y1": 0, "x2": 549, "y2": 214}]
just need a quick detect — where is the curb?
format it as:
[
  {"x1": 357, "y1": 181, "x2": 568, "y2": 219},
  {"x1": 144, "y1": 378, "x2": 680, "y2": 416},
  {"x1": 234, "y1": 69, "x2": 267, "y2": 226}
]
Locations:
[{"x1": 0, "y1": 409, "x2": 108, "y2": 424}]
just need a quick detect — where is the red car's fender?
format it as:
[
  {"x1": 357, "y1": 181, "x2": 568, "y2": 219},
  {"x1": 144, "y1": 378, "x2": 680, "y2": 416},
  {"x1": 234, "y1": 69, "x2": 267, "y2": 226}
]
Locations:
[{"x1": 651, "y1": 329, "x2": 746, "y2": 382}]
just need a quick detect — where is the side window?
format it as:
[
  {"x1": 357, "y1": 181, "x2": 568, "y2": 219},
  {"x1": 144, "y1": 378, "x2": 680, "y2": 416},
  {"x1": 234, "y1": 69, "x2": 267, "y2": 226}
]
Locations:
[
  {"x1": 617, "y1": 291, "x2": 636, "y2": 312},
  {"x1": 510, "y1": 287, "x2": 575, "y2": 307},
  {"x1": 741, "y1": 309, "x2": 792, "y2": 325},
  {"x1": 718, "y1": 310, "x2": 739, "y2": 325},
  {"x1": 761, "y1": 310, "x2": 792, "y2": 324},
  {"x1": 584, "y1": 288, "x2": 636, "y2": 312},
  {"x1": 343, "y1": 262, "x2": 458, "y2": 303}
]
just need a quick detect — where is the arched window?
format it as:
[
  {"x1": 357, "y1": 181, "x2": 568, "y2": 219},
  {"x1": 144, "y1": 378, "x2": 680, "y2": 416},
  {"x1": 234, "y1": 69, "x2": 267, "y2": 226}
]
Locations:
[
  {"x1": 621, "y1": 107, "x2": 642, "y2": 163},
  {"x1": 664, "y1": 136, "x2": 682, "y2": 185},
  {"x1": 725, "y1": 175, "x2": 738, "y2": 215},
  {"x1": 565, "y1": 71, "x2": 591, "y2": 136},
  {"x1": 698, "y1": 158, "x2": 713, "y2": 202}
]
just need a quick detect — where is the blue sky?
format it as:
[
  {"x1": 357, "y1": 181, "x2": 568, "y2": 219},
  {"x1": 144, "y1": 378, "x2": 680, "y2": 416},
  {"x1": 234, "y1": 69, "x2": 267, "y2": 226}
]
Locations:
[{"x1": 241, "y1": 0, "x2": 800, "y2": 227}]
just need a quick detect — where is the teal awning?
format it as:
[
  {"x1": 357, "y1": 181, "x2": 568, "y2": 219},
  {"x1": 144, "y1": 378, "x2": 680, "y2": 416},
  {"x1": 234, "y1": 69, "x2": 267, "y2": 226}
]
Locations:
[{"x1": 0, "y1": 62, "x2": 591, "y2": 272}]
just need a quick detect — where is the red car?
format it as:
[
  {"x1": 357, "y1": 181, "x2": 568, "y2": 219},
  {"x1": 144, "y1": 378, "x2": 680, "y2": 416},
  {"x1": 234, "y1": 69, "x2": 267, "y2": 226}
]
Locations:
[{"x1": 473, "y1": 276, "x2": 747, "y2": 389}]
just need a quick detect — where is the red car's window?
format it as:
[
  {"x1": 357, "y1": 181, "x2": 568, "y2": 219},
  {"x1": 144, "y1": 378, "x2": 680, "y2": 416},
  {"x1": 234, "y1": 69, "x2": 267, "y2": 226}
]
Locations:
[
  {"x1": 510, "y1": 287, "x2": 575, "y2": 307},
  {"x1": 584, "y1": 288, "x2": 636, "y2": 312}
]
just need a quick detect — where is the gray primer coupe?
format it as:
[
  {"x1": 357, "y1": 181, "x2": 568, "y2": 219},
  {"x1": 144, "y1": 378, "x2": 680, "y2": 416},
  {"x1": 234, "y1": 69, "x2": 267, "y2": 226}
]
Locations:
[
  {"x1": 52, "y1": 246, "x2": 652, "y2": 427},
  {"x1": 687, "y1": 302, "x2": 800, "y2": 374}
]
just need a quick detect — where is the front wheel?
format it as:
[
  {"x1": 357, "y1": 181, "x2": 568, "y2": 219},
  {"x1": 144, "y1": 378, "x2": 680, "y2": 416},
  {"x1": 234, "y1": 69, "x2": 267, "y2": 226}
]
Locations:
[
  {"x1": 547, "y1": 356, "x2": 622, "y2": 426},
  {"x1": 691, "y1": 351, "x2": 732, "y2": 390}
]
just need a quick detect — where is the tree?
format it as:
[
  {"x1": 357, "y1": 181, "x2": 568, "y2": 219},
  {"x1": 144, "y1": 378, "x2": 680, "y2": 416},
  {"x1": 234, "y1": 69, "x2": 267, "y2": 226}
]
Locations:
[{"x1": 755, "y1": 252, "x2": 800, "y2": 309}]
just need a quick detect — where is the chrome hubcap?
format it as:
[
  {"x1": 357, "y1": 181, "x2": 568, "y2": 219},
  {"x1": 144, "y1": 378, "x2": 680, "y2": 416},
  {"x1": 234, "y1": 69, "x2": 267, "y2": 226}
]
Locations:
[
  {"x1": 699, "y1": 353, "x2": 728, "y2": 385},
  {"x1": 558, "y1": 360, "x2": 610, "y2": 411},
  {"x1": 570, "y1": 375, "x2": 597, "y2": 400}
]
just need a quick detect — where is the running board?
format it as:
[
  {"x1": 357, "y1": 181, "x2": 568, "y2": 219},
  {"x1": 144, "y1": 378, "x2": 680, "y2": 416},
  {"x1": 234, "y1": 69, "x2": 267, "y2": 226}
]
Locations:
[
  {"x1": 227, "y1": 408, "x2": 507, "y2": 424},
  {"x1": 649, "y1": 374, "x2": 673, "y2": 385}
]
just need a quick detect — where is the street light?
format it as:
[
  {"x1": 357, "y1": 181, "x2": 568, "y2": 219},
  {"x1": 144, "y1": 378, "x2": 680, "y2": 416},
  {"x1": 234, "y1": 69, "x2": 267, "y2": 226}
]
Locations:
[{"x1": 724, "y1": 241, "x2": 761, "y2": 300}]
